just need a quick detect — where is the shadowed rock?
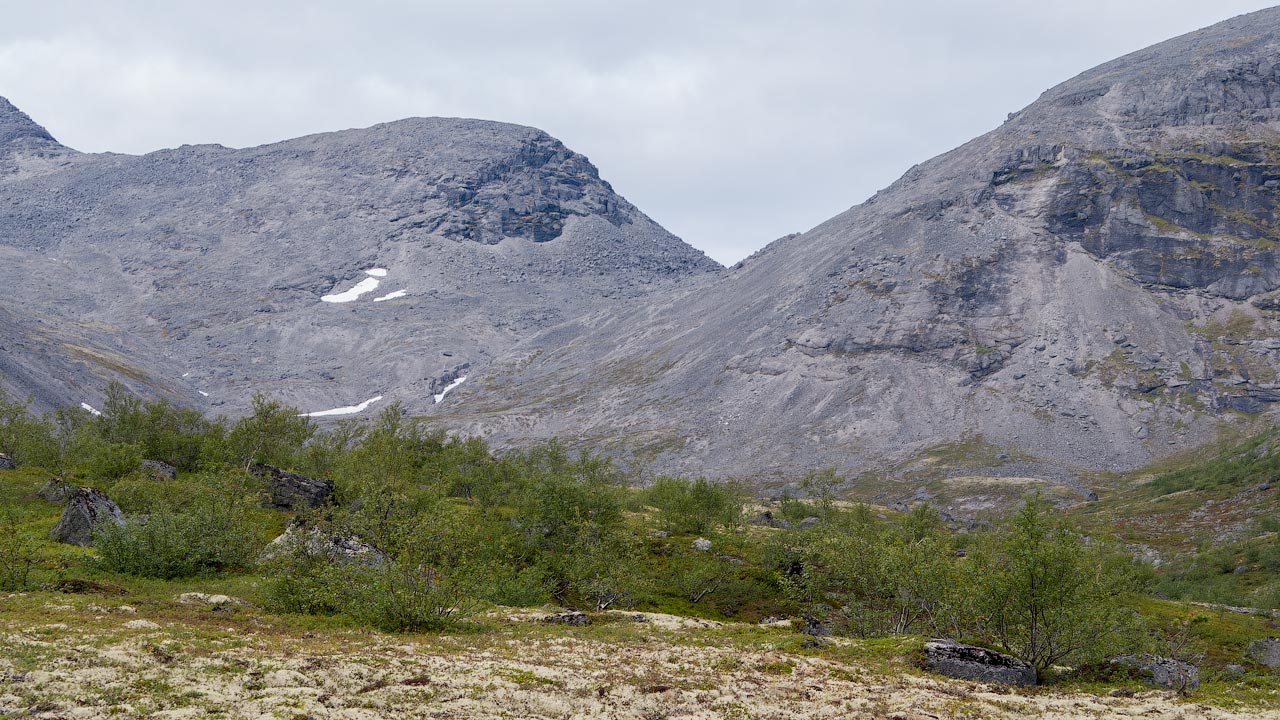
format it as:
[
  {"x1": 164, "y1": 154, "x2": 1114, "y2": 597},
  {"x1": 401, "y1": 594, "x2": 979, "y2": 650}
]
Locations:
[
  {"x1": 0, "y1": 453, "x2": 14, "y2": 470},
  {"x1": 924, "y1": 639, "x2": 1036, "y2": 686},
  {"x1": 251, "y1": 463, "x2": 334, "y2": 509},
  {"x1": 50, "y1": 487, "x2": 125, "y2": 546}
]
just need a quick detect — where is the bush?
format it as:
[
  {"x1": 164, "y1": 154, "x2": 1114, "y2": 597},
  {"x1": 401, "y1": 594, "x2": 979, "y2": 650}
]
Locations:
[
  {"x1": 93, "y1": 477, "x2": 262, "y2": 578},
  {"x1": 0, "y1": 509, "x2": 36, "y2": 591},
  {"x1": 964, "y1": 494, "x2": 1145, "y2": 671},
  {"x1": 644, "y1": 476, "x2": 743, "y2": 534}
]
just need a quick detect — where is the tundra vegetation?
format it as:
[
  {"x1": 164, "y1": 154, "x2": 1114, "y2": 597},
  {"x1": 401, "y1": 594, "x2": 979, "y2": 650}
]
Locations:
[{"x1": 0, "y1": 382, "x2": 1278, "y2": 710}]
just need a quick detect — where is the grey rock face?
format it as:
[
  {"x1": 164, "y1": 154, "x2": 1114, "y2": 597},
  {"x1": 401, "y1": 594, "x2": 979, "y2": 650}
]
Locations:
[
  {"x1": 0, "y1": 453, "x2": 13, "y2": 470},
  {"x1": 923, "y1": 638, "x2": 1036, "y2": 686},
  {"x1": 50, "y1": 487, "x2": 125, "y2": 546},
  {"x1": 250, "y1": 463, "x2": 333, "y2": 509},
  {"x1": 450, "y1": 8, "x2": 1280, "y2": 482},
  {"x1": 1246, "y1": 637, "x2": 1280, "y2": 667},
  {"x1": 141, "y1": 459, "x2": 177, "y2": 480},
  {"x1": 1110, "y1": 654, "x2": 1200, "y2": 691}
]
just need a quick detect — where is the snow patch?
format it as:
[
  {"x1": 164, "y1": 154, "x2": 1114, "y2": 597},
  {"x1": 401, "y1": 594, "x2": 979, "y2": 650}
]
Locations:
[
  {"x1": 434, "y1": 376, "x2": 467, "y2": 404},
  {"x1": 181, "y1": 372, "x2": 190, "y2": 378},
  {"x1": 373, "y1": 289, "x2": 407, "y2": 302},
  {"x1": 365, "y1": 268, "x2": 388, "y2": 277},
  {"x1": 300, "y1": 395, "x2": 384, "y2": 417},
  {"x1": 198, "y1": 391, "x2": 209, "y2": 397},
  {"x1": 80, "y1": 403, "x2": 102, "y2": 416},
  {"x1": 321, "y1": 277, "x2": 380, "y2": 303}
]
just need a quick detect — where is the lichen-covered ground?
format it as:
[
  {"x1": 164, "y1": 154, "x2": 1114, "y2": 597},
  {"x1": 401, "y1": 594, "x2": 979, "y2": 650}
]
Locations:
[{"x1": 2, "y1": 595, "x2": 1276, "y2": 720}]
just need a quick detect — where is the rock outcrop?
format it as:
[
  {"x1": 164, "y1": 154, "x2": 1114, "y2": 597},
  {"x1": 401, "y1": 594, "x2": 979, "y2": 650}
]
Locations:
[
  {"x1": 0, "y1": 453, "x2": 14, "y2": 470},
  {"x1": 922, "y1": 639, "x2": 1037, "y2": 686},
  {"x1": 50, "y1": 488, "x2": 125, "y2": 546}
]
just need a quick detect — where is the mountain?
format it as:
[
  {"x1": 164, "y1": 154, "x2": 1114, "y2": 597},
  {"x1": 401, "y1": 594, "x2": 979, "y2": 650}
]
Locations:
[
  {"x1": 448, "y1": 8, "x2": 1280, "y2": 486},
  {"x1": 0, "y1": 107, "x2": 718, "y2": 415}
]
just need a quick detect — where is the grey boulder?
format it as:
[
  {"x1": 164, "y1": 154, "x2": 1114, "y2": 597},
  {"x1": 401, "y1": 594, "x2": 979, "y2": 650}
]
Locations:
[
  {"x1": 36, "y1": 479, "x2": 75, "y2": 504},
  {"x1": 251, "y1": 463, "x2": 334, "y2": 509},
  {"x1": 50, "y1": 488, "x2": 125, "y2": 546},
  {"x1": 258, "y1": 524, "x2": 387, "y2": 567},
  {"x1": 1246, "y1": 638, "x2": 1280, "y2": 668},
  {"x1": 923, "y1": 638, "x2": 1037, "y2": 686},
  {"x1": 0, "y1": 453, "x2": 14, "y2": 470},
  {"x1": 1110, "y1": 654, "x2": 1200, "y2": 691},
  {"x1": 141, "y1": 459, "x2": 177, "y2": 480}
]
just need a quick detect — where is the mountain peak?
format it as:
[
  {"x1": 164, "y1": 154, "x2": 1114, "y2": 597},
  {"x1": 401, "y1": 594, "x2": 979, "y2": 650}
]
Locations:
[{"x1": 0, "y1": 96, "x2": 60, "y2": 150}]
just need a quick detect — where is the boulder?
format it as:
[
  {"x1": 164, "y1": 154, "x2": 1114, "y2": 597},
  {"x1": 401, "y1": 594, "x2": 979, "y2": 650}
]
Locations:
[
  {"x1": 544, "y1": 610, "x2": 590, "y2": 626},
  {"x1": 50, "y1": 487, "x2": 125, "y2": 546},
  {"x1": 1110, "y1": 654, "x2": 1199, "y2": 691},
  {"x1": 0, "y1": 453, "x2": 14, "y2": 470},
  {"x1": 923, "y1": 639, "x2": 1037, "y2": 686},
  {"x1": 141, "y1": 459, "x2": 177, "y2": 480},
  {"x1": 37, "y1": 479, "x2": 75, "y2": 504},
  {"x1": 176, "y1": 592, "x2": 248, "y2": 609},
  {"x1": 251, "y1": 463, "x2": 334, "y2": 509},
  {"x1": 258, "y1": 524, "x2": 387, "y2": 566},
  {"x1": 692, "y1": 537, "x2": 712, "y2": 552},
  {"x1": 1246, "y1": 638, "x2": 1280, "y2": 668},
  {"x1": 749, "y1": 510, "x2": 791, "y2": 529},
  {"x1": 796, "y1": 516, "x2": 822, "y2": 529}
]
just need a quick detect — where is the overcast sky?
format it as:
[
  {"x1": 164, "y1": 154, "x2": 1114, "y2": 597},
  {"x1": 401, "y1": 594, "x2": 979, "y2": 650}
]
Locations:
[{"x1": 1, "y1": 1, "x2": 1276, "y2": 265}]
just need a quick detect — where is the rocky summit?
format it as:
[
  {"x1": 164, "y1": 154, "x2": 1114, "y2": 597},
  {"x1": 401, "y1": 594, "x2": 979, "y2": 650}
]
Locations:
[
  {"x1": 6, "y1": 9, "x2": 1280, "y2": 486},
  {"x1": 0, "y1": 106, "x2": 718, "y2": 417}
]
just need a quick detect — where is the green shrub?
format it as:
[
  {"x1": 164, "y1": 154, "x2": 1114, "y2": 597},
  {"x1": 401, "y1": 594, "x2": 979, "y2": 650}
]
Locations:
[
  {"x1": 0, "y1": 509, "x2": 36, "y2": 591},
  {"x1": 644, "y1": 476, "x2": 744, "y2": 534},
  {"x1": 93, "y1": 478, "x2": 261, "y2": 579}
]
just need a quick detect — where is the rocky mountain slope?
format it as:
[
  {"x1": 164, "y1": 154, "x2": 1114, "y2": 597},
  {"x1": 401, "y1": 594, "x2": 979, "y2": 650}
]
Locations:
[
  {"x1": 0, "y1": 98, "x2": 718, "y2": 415},
  {"x1": 449, "y1": 8, "x2": 1280, "y2": 484}
]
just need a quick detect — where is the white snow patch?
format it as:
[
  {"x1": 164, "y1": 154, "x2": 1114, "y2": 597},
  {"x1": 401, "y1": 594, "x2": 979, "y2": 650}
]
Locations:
[
  {"x1": 365, "y1": 268, "x2": 388, "y2": 277},
  {"x1": 321, "y1": 277, "x2": 380, "y2": 303},
  {"x1": 181, "y1": 372, "x2": 190, "y2": 378},
  {"x1": 80, "y1": 403, "x2": 102, "y2": 416},
  {"x1": 300, "y1": 395, "x2": 384, "y2": 417},
  {"x1": 373, "y1": 289, "x2": 407, "y2": 302},
  {"x1": 198, "y1": 391, "x2": 209, "y2": 397},
  {"x1": 433, "y1": 376, "x2": 467, "y2": 404}
]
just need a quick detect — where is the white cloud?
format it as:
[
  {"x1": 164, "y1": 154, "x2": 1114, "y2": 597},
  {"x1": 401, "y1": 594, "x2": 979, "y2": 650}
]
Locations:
[{"x1": 1, "y1": 1, "x2": 1275, "y2": 264}]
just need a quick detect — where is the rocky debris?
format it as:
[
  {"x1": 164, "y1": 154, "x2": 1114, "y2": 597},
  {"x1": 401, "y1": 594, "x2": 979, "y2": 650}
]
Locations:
[
  {"x1": 49, "y1": 488, "x2": 125, "y2": 546},
  {"x1": 258, "y1": 524, "x2": 388, "y2": 567},
  {"x1": 124, "y1": 619, "x2": 161, "y2": 630},
  {"x1": 51, "y1": 578, "x2": 128, "y2": 595},
  {"x1": 0, "y1": 453, "x2": 14, "y2": 470},
  {"x1": 176, "y1": 592, "x2": 248, "y2": 609},
  {"x1": 36, "y1": 479, "x2": 75, "y2": 504},
  {"x1": 1109, "y1": 654, "x2": 1199, "y2": 691},
  {"x1": 923, "y1": 638, "x2": 1037, "y2": 686},
  {"x1": 648, "y1": 530, "x2": 669, "y2": 538},
  {"x1": 543, "y1": 610, "x2": 590, "y2": 626},
  {"x1": 800, "y1": 615, "x2": 831, "y2": 637},
  {"x1": 1245, "y1": 638, "x2": 1280, "y2": 668},
  {"x1": 141, "y1": 459, "x2": 177, "y2": 480},
  {"x1": 692, "y1": 537, "x2": 712, "y2": 552},
  {"x1": 251, "y1": 463, "x2": 334, "y2": 509}
]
